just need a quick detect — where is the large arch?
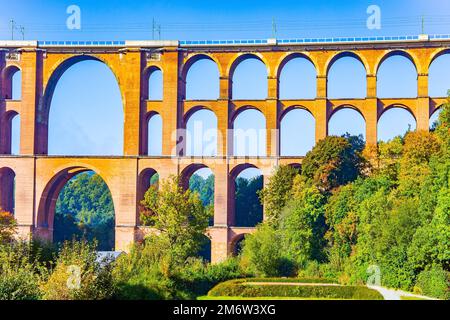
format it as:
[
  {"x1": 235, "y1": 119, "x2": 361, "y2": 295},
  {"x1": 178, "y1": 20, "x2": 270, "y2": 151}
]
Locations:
[
  {"x1": 230, "y1": 164, "x2": 263, "y2": 227},
  {"x1": 185, "y1": 108, "x2": 218, "y2": 157},
  {"x1": 328, "y1": 106, "x2": 366, "y2": 140},
  {"x1": 378, "y1": 106, "x2": 417, "y2": 141},
  {"x1": 2, "y1": 65, "x2": 21, "y2": 100},
  {"x1": 429, "y1": 51, "x2": 450, "y2": 98},
  {"x1": 377, "y1": 51, "x2": 418, "y2": 98},
  {"x1": 36, "y1": 166, "x2": 116, "y2": 250},
  {"x1": 280, "y1": 107, "x2": 315, "y2": 156},
  {"x1": 232, "y1": 108, "x2": 266, "y2": 157},
  {"x1": 0, "y1": 167, "x2": 15, "y2": 214},
  {"x1": 279, "y1": 54, "x2": 317, "y2": 100},
  {"x1": 327, "y1": 52, "x2": 367, "y2": 99},
  {"x1": 230, "y1": 54, "x2": 268, "y2": 100},
  {"x1": 184, "y1": 55, "x2": 220, "y2": 100},
  {"x1": 39, "y1": 55, "x2": 124, "y2": 155}
]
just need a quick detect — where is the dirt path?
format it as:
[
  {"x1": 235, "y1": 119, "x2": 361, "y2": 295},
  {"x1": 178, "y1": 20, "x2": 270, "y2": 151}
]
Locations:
[{"x1": 367, "y1": 285, "x2": 438, "y2": 300}]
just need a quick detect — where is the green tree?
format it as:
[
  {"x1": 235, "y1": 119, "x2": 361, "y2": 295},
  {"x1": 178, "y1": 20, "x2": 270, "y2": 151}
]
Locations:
[
  {"x1": 258, "y1": 165, "x2": 300, "y2": 224},
  {"x1": 140, "y1": 175, "x2": 212, "y2": 264},
  {"x1": 302, "y1": 135, "x2": 365, "y2": 192},
  {"x1": 235, "y1": 176, "x2": 264, "y2": 227}
]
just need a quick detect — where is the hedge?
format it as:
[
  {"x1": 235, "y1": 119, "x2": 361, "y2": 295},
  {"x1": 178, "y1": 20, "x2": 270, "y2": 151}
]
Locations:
[{"x1": 208, "y1": 279, "x2": 383, "y2": 300}]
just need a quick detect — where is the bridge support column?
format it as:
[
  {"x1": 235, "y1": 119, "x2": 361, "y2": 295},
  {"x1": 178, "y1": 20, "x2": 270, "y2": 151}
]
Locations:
[
  {"x1": 367, "y1": 75, "x2": 377, "y2": 98},
  {"x1": 19, "y1": 50, "x2": 41, "y2": 155},
  {"x1": 417, "y1": 97, "x2": 431, "y2": 132},
  {"x1": 266, "y1": 100, "x2": 279, "y2": 157},
  {"x1": 365, "y1": 99, "x2": 378, "y2": 145},
  {"x1": 314, "y1": 99, "x2": 328, "y2": 142}
]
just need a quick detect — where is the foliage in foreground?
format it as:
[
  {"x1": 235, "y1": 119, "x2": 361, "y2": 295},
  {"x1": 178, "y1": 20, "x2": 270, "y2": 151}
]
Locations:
[{"x1": 208, "y1": 279, "x2": 383, "y2": 300}]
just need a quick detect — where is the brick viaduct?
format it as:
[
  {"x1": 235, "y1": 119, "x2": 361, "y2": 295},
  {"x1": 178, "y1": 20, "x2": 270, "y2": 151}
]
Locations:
[{"x1": 0, "y1": 36, "x2": 448, "y2": 262}]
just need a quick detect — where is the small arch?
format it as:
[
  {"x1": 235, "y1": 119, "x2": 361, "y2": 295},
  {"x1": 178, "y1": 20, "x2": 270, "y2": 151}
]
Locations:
[
  {"x1": 0, "y1": 167, "x2": 15, "y2": 214},
  {"x1": 186, "y1": 167, "x2": 215, "y2": 226},
  {"x1": 183, "y1": 55, "x2": 220, "y2": 100},
  {"x1": 326, "y1": 51, "x2": 369, "y2": 76},
  {"x1": 185, "y1": 108, "x2": 218, "y2": 157},
  {"x1": 147, "y1": 112, "x2": 163, "y2": 156},
  {"x1": 2, "y1": 65, "x2": 21, "y2": 100},
  {"x1": 0, "y1": 111, "x2": 20, "y2": 155},
  {"x1": 328, "y1": 106, "x2": 366, "y2": 140},
  {"x1": 378, "y1": 106, "x2": 417, "y2": 142},
  {"x1": 327, "y1": 52, "x2": 367, "y2": 99},
  {"x1": 280, "y1": 107, "x2": 315, "y2": 156},
  {"x1": 230, "y1": 233, "x2": 248, "y2": 256},
  {"x1": 144, "y1": 66, "x2": 163, "y2": 101},
  {"x1": 377, "y1": 51, "x2": 418, "y2": 98},
  {"x1": 279, "y1": 54, "x2": 317, "y2": 99},
  {"x1": 232, "y1": 166, "x2": 263, "y2": 227},
  {"x1": 198, "y1": 234, "x2": 212, "y2": 262},
  {"x1": 230, "y1": 54, "x2": 268, "y2": 100},
  {"x1": 138, "y1": 168, "x2": 159, "y2": 223},
  {"x1": 233, "y1": 108, "x2": 266, "y2": 157}
]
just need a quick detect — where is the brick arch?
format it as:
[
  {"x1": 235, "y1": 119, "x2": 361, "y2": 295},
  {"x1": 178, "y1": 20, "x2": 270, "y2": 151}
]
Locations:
[
  {"x1": 280, "y1": 105, "x2": 315, "y2": 122},
  {"x1": 137, "y1": 167, "x2": 159, "y2": 224},
  {"x1": 0, "y1": 110, "x2": 19, "y2": 154},
  {"x1": 179, "y1": 163, "x2": 210, "y2": 190},
  {"x1": 1, "y1": 64, "x2": 21, "y2": 100},
  {"x1": 275, "y1": 52, "x2": 318, "y2": 79},
  {"x1": 329, "y1": 104, "x2": 367, "y2": 121},
  {"x1": 37, "y1": 54, "x2": 124, "y2": 155},
  {"x1": 375, "y1": 50, "x2": 419, "y2": 74},
  {"x1": 227, "y1": 52, "x2": 269, "y2": 79},
  {"x1": 35, "y1": 164, "x2": 117, "y2": 242},
  {"x1": 183, "y1": 105, "x2": 218, "y2": 126},
  {"x1": 181, "y1": 53, "x2": 222, "y2": 81},
  {"x1": 230, "y1": 105, "x2": 266, "y2": 123},
  {"x1": 0, "y1": 167, "x2": 15, "y2": 214},
  {"x1": 325, "y1": 51, "x2": 369, "y2": 76},
  {"x1": 143, "y1": 65, "x2": 163, "y2": 100},
  {"x1": 429, "y1": 48, "x2": 450, "y2": 68},
  {"x1": 378, "y1": 104, "x2": 417, "y2": 122},
  {"x1": 229, "y1": 232, "x2": 248, "y2": 256}
]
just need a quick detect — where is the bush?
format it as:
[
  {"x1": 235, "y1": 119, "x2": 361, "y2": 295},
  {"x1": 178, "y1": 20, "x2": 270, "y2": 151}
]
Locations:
[
  {"x1": 208, "y1": 279, "x2": 383, "y2": 300},
  {"x1": 41, "y1": 240, "x2": 115, "y2": 300},
  {"x1": 414, "y1": 265, "x2": 449, "y2": 300},
  {"x1": 240, "y1": 224, "x2": 295, "y2": 277},
  {"x1": 0, "y1": 242, "x2": 46, "y2": 300}
]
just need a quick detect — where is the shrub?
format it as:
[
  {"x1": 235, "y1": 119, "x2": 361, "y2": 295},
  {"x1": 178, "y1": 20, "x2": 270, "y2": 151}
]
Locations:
[
  {"x1": 41, "y1": 240, "x2": 115, "y2": 300},
  {"x1": 0, "y1": 210, "x2": 16, "y2": 244},
  {"x1": 240, "y1": 224, "x2": 295, "y2": 277},
  {"x1": 208, "y1": 279, "x2": 383, "y2": 300},
  {"x1": 414, "y1": 265, "x2": 449, "y2": 300},
  {"x1": 0, "y1": 242, "x2": 46, "y2": 300}
]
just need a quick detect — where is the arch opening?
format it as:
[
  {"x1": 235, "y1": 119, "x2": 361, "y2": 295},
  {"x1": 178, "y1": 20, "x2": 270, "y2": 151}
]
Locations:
[
  {"x1": 231, "y1": 56, "x2": 268, "y2": 100},
  {"x1": 378, "y1": 106, "x2": 417, "y2": 142},
  {"x1": 233, "y1": 108, "x2": 266, "y2": 157},
  {"x1": 430, "y1": 108, "x2": 442, "y2": 130},
  {"x1": 0, "y1": 167, "x2": 15, "y2": 215},
  {"x1": 38, "y1": 169, "x2": 116, "y2": 251},
  {"x1": 186, "y1": 109, "x2": 218, "y2": 157},
  {"x1": 231, "y1": 234, "x2": 248, "y2": 257},
  {"x1": 2, "y1": 66, "x2": 21, "y2": 100},
  {"x1": 232, "y1": 166, "x2": 263, "y2": 227},
  {"x1": 0, "y1": 111, "x2": 20, "y2": 155},
  {"x1": 328, "y1": 107, "x2": 366, "y2": 140},
  {"x1": 43, "y1": 56, "x2": 124, "y2": 156},
  {"x1": 279, "y1": 56, "x2": 317, "y2": 100},
  {"x1": 281, "y1": 108, "x2": 315, "y2": 156},
  {"x1": 147, "y1": 113, "x2": 163, "y2": 156},
  {"x1": 327, "y1": 54, "x2": 367, "y2": 99},
  {"x1": 377, "y1": 53, "x2": 417, "y2": 98},
  {"x1": 146, "y1": 67, "x2": 163, "y2": 101},
  {"x1": 185, "y1": 57, "x2": 220, "y2": 100},
  {"x1": 429, "y1": 52, "x2": 450, "y2": 97}
]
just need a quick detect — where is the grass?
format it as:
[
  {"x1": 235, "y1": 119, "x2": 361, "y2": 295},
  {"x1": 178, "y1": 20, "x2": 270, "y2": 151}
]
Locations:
[
  {"x1": 400, "y1": 296, "x2": 428, "y2": 300},
  {"x1": 198, "y1": 296, "x2": 346, "y2": 300}
]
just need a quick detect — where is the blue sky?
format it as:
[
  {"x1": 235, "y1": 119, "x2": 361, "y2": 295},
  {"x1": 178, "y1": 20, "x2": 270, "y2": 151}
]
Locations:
[{"x1": 4, "y1": 0, "x2": 450, "y2": 178}]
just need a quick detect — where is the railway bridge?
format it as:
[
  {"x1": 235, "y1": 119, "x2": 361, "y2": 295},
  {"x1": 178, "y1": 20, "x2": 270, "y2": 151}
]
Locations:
[{"x1": 0, "y1": 34, "x2": 448, "y2": 262}]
